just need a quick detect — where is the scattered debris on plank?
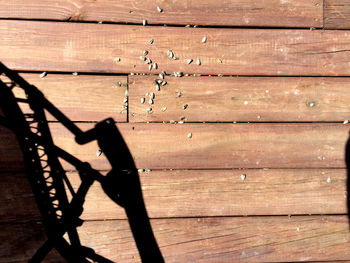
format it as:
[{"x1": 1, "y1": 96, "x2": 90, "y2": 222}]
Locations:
[{"x1": 39, "y1": 72, "x2": 47, "y2": 78}]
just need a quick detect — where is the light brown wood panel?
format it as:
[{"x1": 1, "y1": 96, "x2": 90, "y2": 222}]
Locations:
[
  {"x1": 325, "y1": 0, "x2": 350, "y2": 29},
  {"x1": 0, "y1": 169, "x2": 347, "y2": 222},
  {"x1": 0, "y1": 0, "x2": 323, "y2": 28},
  {"x1": 2, "y1": 21, "x2": 350, "y2": 75},
  {"x1": 2, "y1": 216, "x2": 350, "y2": 262},
  {"x1": 1, "y1": 123, "x2": 349, "y2": 171},
  {"x1": 51, "y1": 123, "x2": 350, "y2": 170},
  {"x1": 8, "y1": 73, "x2": 127, "y2": 122},
  {"x1": 129, "y1": 75, "x2": 350, "y2": 122}
]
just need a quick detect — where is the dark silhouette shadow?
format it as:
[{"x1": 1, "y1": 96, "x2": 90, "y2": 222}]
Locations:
[
  {"x1": 0, "y1": 62, "x2": 164, "y2": 263},
  {"x1": 346, "y1": 132, "x2": 350, "y2": 229}
]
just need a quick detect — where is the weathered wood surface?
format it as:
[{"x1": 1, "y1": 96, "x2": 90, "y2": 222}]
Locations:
[
  {"x1": 1, "y1": 123, "x2": 349, "y2": 171},
  {"x1": 325, "y1": 0, "x2": 350, "y2": 29},
  {"x1": 2, "y1": 216, "x2": 350, "y2": 262},
  {"x1": 129, "y1": 75, "x2": 350, "y2": 122},
  {"x1": 50, "y1": 123, "x2": 350, "y2": 170},
  {"x1": 0, "y1": 223, "x2": 61, "y2": 263},
  {"x1": 10, "y1": 74, "x2": 127, "y2": 122},
  {"x1": 0, "y1": 169, "x2": 347, "y2": 222},
  {"x1": 3, "y1": 21, "x2": 350, "y2": 75},
  {"x1": 0, "y1": 0, "x2": 323, "y2": 28}
]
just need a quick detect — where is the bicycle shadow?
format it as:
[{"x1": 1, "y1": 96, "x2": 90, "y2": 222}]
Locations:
[{"x1": 0, "y1": 63, "x2": 163, "y2": 262}]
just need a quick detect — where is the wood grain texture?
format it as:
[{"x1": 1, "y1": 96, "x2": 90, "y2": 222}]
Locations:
[
  {"x1": 0, "y1": 123, "x2": 349, "y2": 170},
  {"x1": 2, "y1": 21, "x2": 350, "y2": 75},
  {"x1": 0, "y1": 223, "x2": 62, "y2": 263},
  {"x1": 51, "y1": 123, "x2": 350, "y2": 170},
  {"x1": 0, "y1": 169, "x2": 347, "y2": 222},
  {"x1": 129, "y1": 75, "x2": 350, "y2": 122},
  {"x1": 1, "y1": 123, "x2": 349, "y2": 171},
  {"x1": 324, "y1": 0, "x2": 350, "y2": 29},
  {"x1": 2, "y1": 216, "x2": 350, "y2": 262},
  {"x1": 0, "y1": 0, "x2": 323, "y2": 28},
  {"x1": 10, "y1": 73, "x2": 127, "y2": 122}
]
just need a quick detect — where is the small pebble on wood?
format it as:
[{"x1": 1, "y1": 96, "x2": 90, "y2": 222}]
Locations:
[
  {"x1": 167, "y1": 50, "x2": 174, "y2": 58},
  {"x1": 157, "y1": 6, "x2": 163, "y2": 12},
  {"x1": 187, "y1": 133, "x2": 192, "y2": 138},
  {"x1": 307, "y1": 102, "x2": 316, "y2": 107},
  {"x1": 241, "y1": 174, "x2": 246, "y2": 180},
  {"x1": 39, "y1": 72, "x2": 47, "y2": 78}
]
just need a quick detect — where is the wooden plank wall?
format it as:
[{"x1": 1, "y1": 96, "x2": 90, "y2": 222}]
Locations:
[{"x1": 1, "y1": 1, "x2": 350, "y2": 262}]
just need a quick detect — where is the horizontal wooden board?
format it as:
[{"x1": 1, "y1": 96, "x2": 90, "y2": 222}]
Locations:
[
  {"x1": 52, "y1": 123, "x2": 350, "y2": 170},
  {"x1": 1, "y1": 123, "x2": 349, "y2": 171},
  {"x1": 2, "y1": 21, "x2": 350, "y2": 75},
  {"x1": 129, "y1": 75, "x2": 350, "y2": 122},
  {"x1": 0, "y1": 0, "x2": 323, "y2": 28},
  {"x1": 6, "y1": 73, "x2": 127, "y2": 122},
  {"x1": 0, "y1": 169, "x2": 347, "y2": 222},
  {"x1": 324, "y1": 0, "x2": 350, "y2": 29},
  {"x1": 2, "y1": 216, "x2": 350, "y2": 262}
]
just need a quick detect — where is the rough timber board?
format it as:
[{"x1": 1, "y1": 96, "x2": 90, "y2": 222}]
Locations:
[
  {"x1": 10, "y1": 73, "x2": 127, "y2": 122},
  {"x1": 0, "y1": 169, "x2": 347, "y2": 222},
  {"x1": 0, "y1": 123, "x2": 349, "y2": 171},
  {"x1": 324, "y1": 0, "x2": 350, "y2": 29},
  {"x1": 0, "y1": 0, "x2": 323, "y2": 28},
  {"x1": 50, "y1": 123, "x2": 350, "y2": 170},
  {"x1": 2, "y1": 216, "x2": 350, "y2": 262},
  {"x1": 2, "y1": 21, "x2": 350, "y2": 75},
  {"x1": 129, "y1": 75, "x2": 350, "y2": 122}
]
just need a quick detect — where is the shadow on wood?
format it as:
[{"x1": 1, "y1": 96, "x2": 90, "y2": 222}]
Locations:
[{"x1": 0, "y1": 62, "x2": 163, "y2": 262}]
